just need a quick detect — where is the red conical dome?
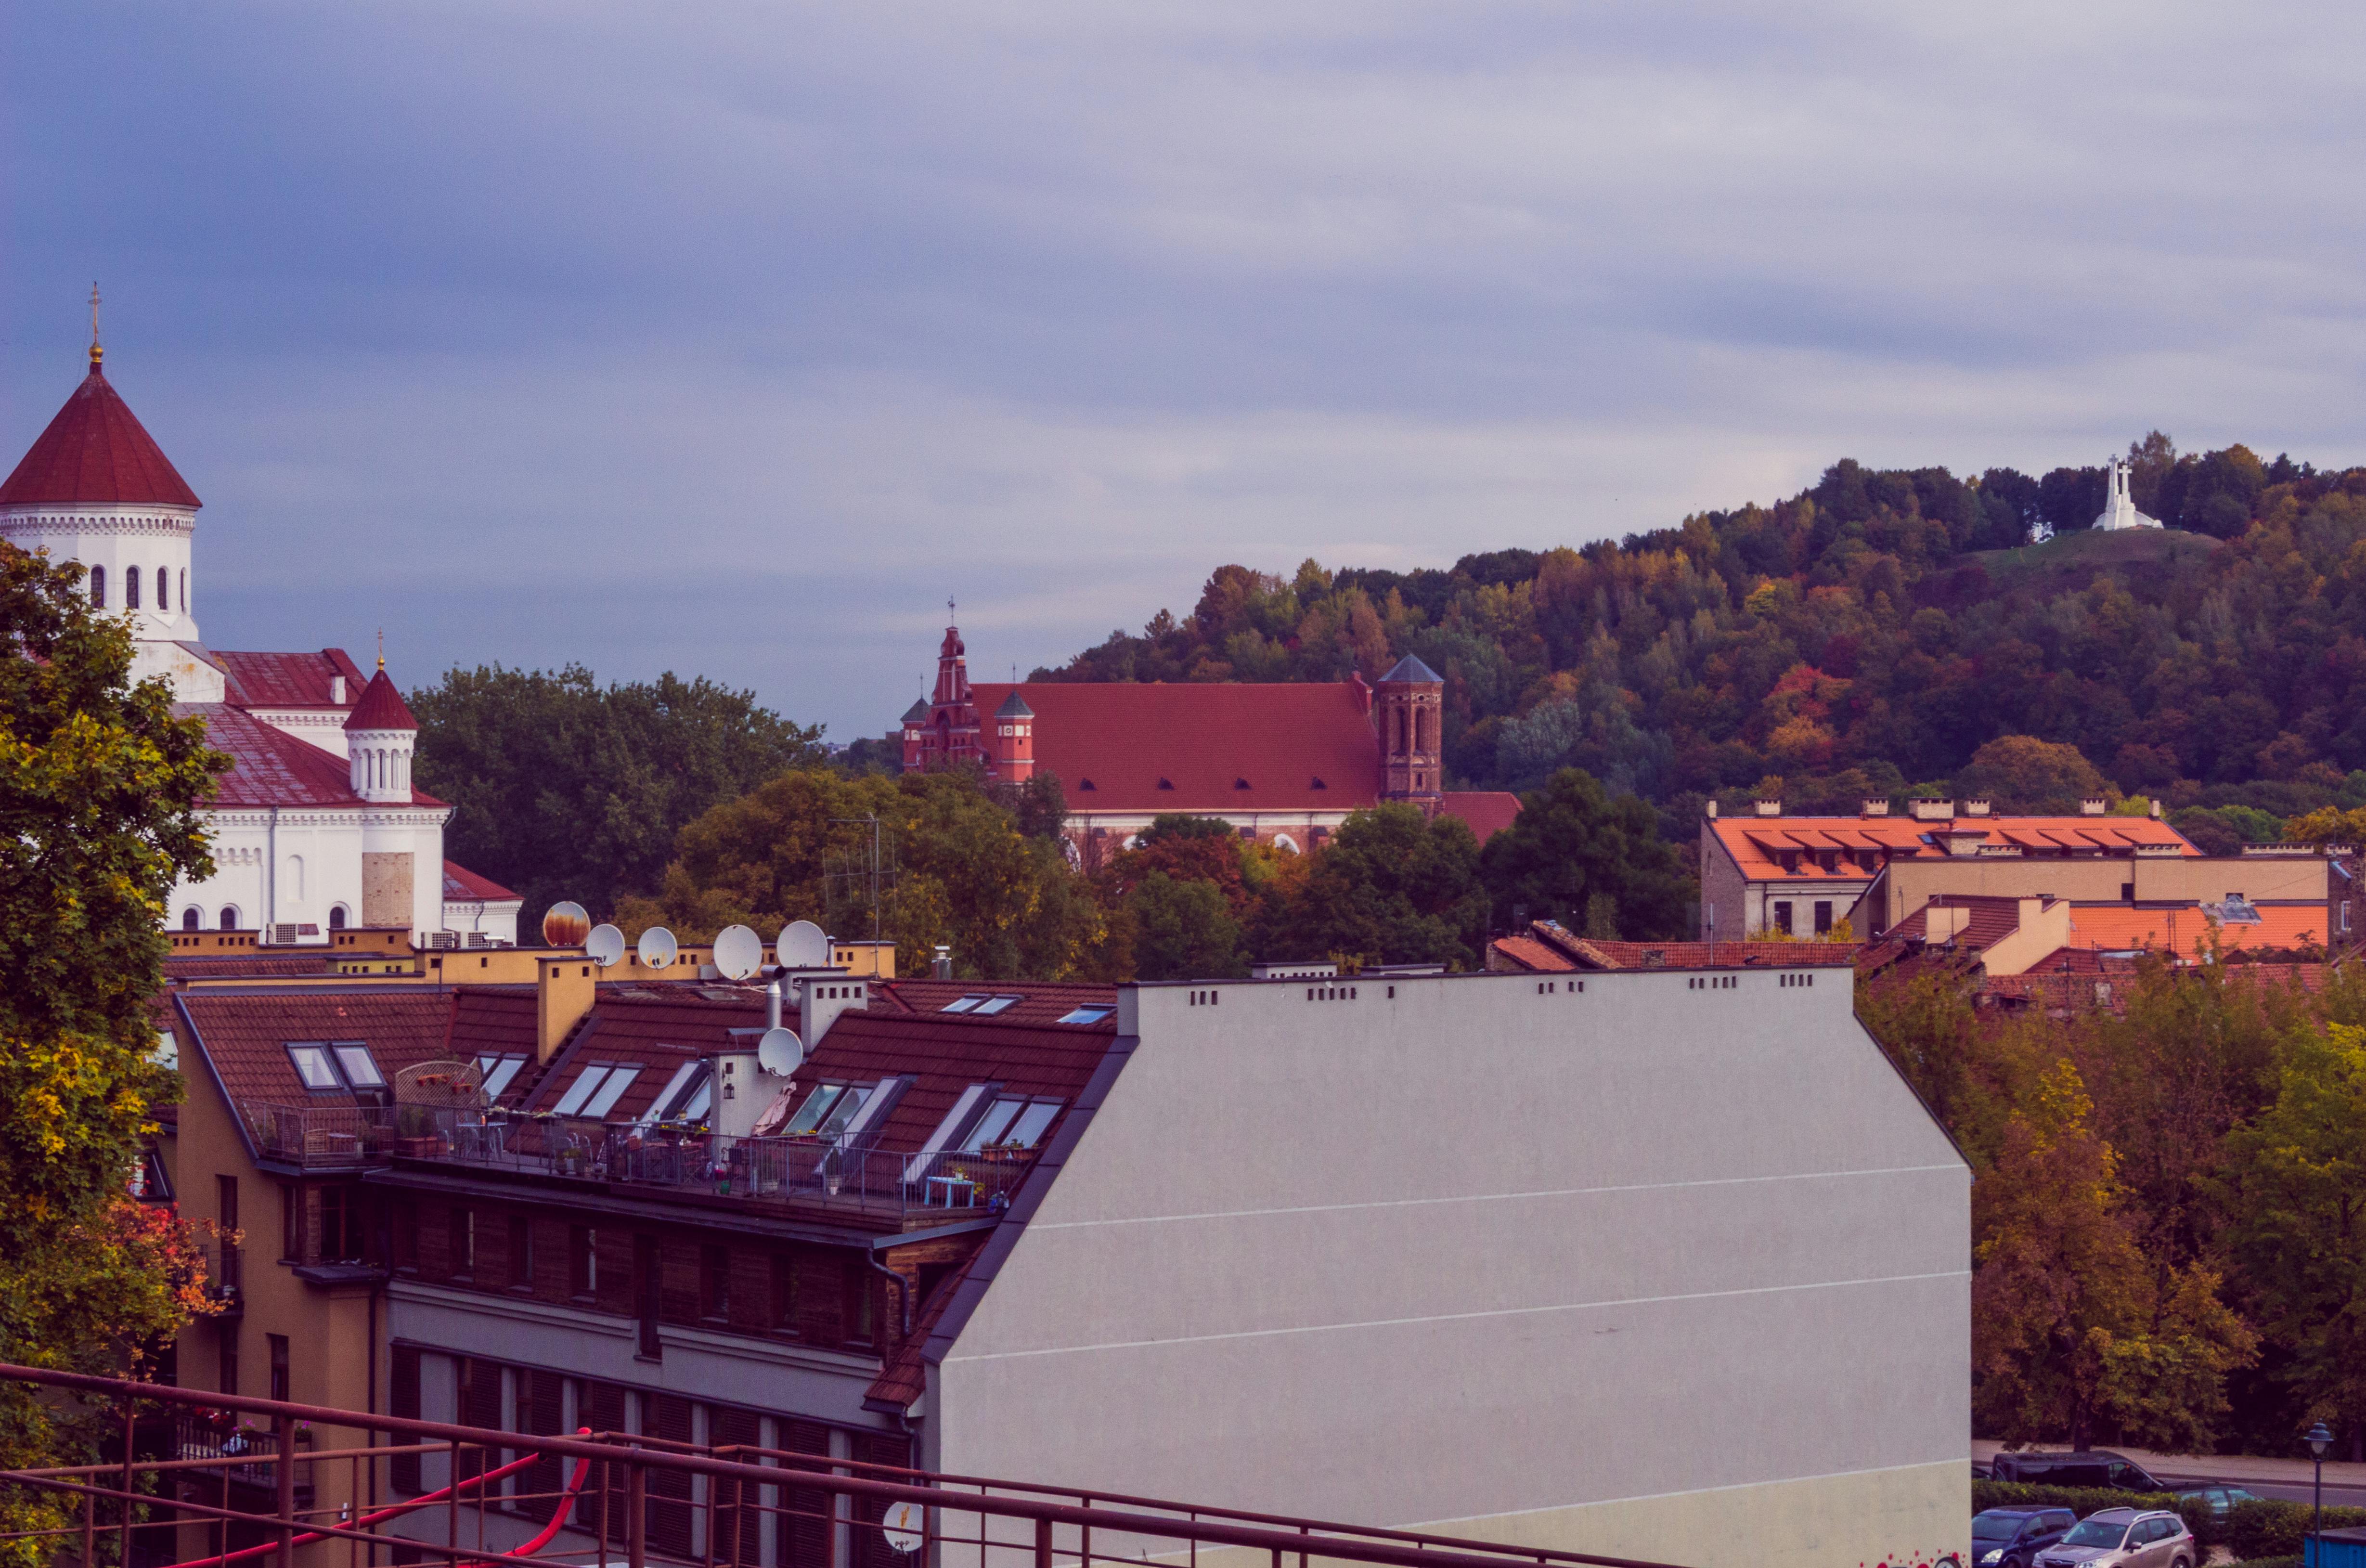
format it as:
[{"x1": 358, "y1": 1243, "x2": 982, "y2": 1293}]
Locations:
[
  {"x1": 0, "y1": 355, "x2": 201, "y2": 508},
  {"x1": 344, "y1": 670, "x2": 417, "y2": 732}
]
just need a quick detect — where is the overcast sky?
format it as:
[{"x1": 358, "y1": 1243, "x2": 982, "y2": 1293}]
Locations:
[{"x1": 6, "y1": 2, "x2": 2363, "y2": 737}]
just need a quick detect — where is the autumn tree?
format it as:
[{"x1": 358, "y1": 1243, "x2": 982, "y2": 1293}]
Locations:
[
  {"x1": 1952, "y1": 736, "x2": 2108, "y2": 814},
  {"x1": 1479, "y1": 769, "x2": 1691, "y2": 940},
  {"x1": 1128, "y1": 873, "x2": 1247, "y2": 981},
  {"x1": 2217, "y1": 1023, "x2": 2366, "y2": 1447},
  {"x1": 1972, "y1": 1062, "x2": 2254, "y2": 1451},
  {"x1": 1259, "y1": 804, "x2": 1489, "y2": 970},
  {"x1": 1, "y1": 541, "x2": 226, "y2": 1557}
]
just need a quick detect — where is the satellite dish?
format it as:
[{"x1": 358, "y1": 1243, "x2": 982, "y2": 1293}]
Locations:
[
  {"x1": 542, "y1": 901, "x2": 591, "y2": 947},
  {"x1": 880, "y1": 1500, "x2": 925, "y2": 1555},
  {"x1": 638, "y1": 926, "x2": 679, "y2": 970},
  {"x1": 585, "y1": 924, "x2": 626, "y2": 968},
  {"x1": 757, "y1": 1025, "x2": 804, "y2": 1077},
  {"x1": 713, "y1": 924, "x2": 764, "y2": 981},
  {"x1": 776, "y1": 919, "x2": 829, "y2": 971}
]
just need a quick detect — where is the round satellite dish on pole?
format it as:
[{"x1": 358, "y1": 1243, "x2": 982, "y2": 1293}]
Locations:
[
  {"x1": 776, "y1": 919, "x2": 829, "y2": 971},
  {"x1": 541, "y1": 901, "x2": 591, "y2": 947},
  {"x1": 585, "y1": 924, "x2": 626, "y2": 968},
  {"x1": 638, "y1": 926, "x2": 679, "y2": 971},
  {"x1": 880, "y1": 1501, "x2": 925, "y2": 1555},
  {"x1": 712, "y1": 924, "x2": 764, "y2": 981},
  {"x1": 757, "y1": 1026, "x2": 804, "y2": 1077}
]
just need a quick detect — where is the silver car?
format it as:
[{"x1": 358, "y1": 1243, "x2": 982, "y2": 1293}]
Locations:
[{"x1": 2034, "y1": 1510, "x2": 2194, "y2": 1568}]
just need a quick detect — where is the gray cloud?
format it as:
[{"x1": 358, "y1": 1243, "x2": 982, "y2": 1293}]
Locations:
[{"x1": 4, "y1": 0, "x2": 2363, "y2": 734}]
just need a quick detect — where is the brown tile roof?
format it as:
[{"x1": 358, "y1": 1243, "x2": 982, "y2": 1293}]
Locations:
[
  {"x1": 1488, "y1": 920, "x2": 1857, "y2": 972},
  {"x1": 520, "y1": 989, "x2": 772, "y2": 1121},
  {"x1": 784, "y1": 1006, "x2": 1121, "y2": 1159},
  {"x1": 1436, "y1": 791, "x2": 1522, "y2": 844},
  {"x1": 2066, "y1": 902, "x2": 2327, "y2": 957},
  {"x1": 166, "y1": 952, "x2": 337, "y2": 980},
  {"x1": 1486, "y1": 934, "x2": 1577, "y2": 972},
  {"x1": 441, "y1": 861, "x2": 520, "y2": 903},
  {"x1": 174, "y1": 986, "x2": 458, "y2": 1119},
  {"x1": 866, "y1": 1244, "x2": 983, "y2": 1410},
  {"x1": 868, "y1": 978, "x2": 1119, "y2": 1028},
  {"x1": 1885, "y1": 894, "x2": 2038, "y2": 951},
  {"x1": 181, "y1": 704, "x2": 447, "y2": 810}
]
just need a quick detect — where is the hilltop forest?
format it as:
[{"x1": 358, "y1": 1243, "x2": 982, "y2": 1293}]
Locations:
[{"x1": 1034, "y1": 435, "x2": 2366, "y2": 849}]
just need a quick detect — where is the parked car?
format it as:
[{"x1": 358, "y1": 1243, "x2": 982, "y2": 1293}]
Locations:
[
  {"x1": 1974, "y1": 1507, "x2": 2077, "y2": 1568},
  {"x1": 2172, "y1": 1485, "x2": 2263, "y2": 1518},
  {"x1": 2033, "y1": 1509, "x2": 2195, "y2": 1568},
  {"x1": 1988, "y1": 1451, "x2": 2169, "y2": 1491}
]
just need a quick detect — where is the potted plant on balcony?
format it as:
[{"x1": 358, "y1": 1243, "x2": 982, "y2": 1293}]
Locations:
[{"x1": 392, "y1": 1103, "x2": 445, "y2": 1158}]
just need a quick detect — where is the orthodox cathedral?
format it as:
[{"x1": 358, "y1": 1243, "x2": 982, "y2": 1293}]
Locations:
[
  {"x1": 902, "y1": 621, "x2": 1522, "y2": 863},
  {"x1": 0, "y1": 330, "x2": 519, "y2": 946}
]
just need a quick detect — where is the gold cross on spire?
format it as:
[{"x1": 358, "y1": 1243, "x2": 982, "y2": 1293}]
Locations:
[
  {"x1": 89, "y1": 282, "x2": 103, "y2": 367},
  {"x1": 376, "y1": 627, "x2": 385, "y2": 672}
]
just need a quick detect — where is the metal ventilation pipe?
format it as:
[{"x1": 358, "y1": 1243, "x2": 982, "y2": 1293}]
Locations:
[
  {"x1": 766, "y1": 979, "x2": 785, "y2": 1030},
  {"x1": 932, "y1": 945, "x2": 952, "y2": 980}
]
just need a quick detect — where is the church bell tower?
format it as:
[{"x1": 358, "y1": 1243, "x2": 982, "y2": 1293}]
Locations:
[{"x1": 1376, "y1": 654, "x2": 1445, "y2": 802}]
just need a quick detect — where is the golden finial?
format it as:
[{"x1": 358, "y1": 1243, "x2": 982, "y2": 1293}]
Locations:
[
  {"x1": 89, "y1": 283, "x2": 103, "y2": 368},
  {"x1": 376, "y1": 628, "x2": 385, "y2": 672}
]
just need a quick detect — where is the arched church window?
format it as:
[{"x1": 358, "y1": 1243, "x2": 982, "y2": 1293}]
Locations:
[
  {"x1": 157, "y1": 565, "x2": 170, "y2": 610},
  {"x1": 219, "y1": 906, "x2": 240, "y2": 931},
  {"x1": 126, "y1": 567, "x2": 141, "y2": 610},
  {"x1": 89, "y1": 566, "x2": 104, "y2": 607},
  {"x1": 329, "y1": 906, "x2": 348, "y2": 931},
  {"x1": 182, "y1": 907, "x2": 201, "y2": 931},
  {"x1": 179, "y1": 570, "x2": 187, "y2": 611}
]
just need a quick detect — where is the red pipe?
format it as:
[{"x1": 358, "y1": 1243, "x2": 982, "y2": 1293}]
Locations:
[{"x1": 162, "y1": 1432, "x2": 590, "y2": 1568}]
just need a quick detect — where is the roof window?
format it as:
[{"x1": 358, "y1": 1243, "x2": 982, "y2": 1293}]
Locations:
[
  {"x1": 1057, "y1": 1005, "x2": 1113, "y2": 1024},
  {"x1": 971, "y1": 996, "x2": 1023, "y2": 1016},
  {"x1": 641, "y1": 1060, "x2": 713, "y2": 1125},
  {"x1": 1310, "y1": 776, "x2": 1327, "y2": 790},
  {"x1": 1157, "y1": 778, "x2": 1175, "y2": 790},
  {"x1": 475, "y1": 1054, "x2": 528, "y2": 1099},
  {"x1": 552, "y1": 1062, "x2": 642, "y2": 1118},
  {"x1": 960, "y1": 1096, "x2": 1062, "y2": 1153},
  {"x1": 783, "y1": 1082, "x2": 873, "y2": 1138},
  {"x1": 285, "y1": 1040, "x2": 385, "y2": 1097},
  {"x1": 941, "y1": 994, "x2": 989, "y2": 1013},
  {"x1": 1077, "y1": 778, "x2": 1095, "y2": 791}
]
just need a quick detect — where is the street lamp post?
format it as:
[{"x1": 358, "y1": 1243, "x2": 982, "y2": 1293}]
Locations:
[{"x1": 2305, "y1": 1421, "x2": 2334, "y2": 1568}]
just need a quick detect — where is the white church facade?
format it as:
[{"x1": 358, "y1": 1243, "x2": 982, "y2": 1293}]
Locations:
[{"x1": 0, "y1": 336, "x2": 519, "y2": 946}]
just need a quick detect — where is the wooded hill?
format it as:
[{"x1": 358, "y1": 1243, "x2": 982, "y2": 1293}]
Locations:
[{"x1": 1034, "y1": 438, "x2": 2366, "y2": 848}]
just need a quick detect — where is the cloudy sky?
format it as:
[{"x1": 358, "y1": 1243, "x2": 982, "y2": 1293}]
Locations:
[{"x1": 5, "y1": 2, "x2": 2362, "y2": 737}]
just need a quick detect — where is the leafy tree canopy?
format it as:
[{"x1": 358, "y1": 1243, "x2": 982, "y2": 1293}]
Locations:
[
  {"x1": 1477, "y1": 768, "x2": 1691, "y2": 940},
  {"x1": 410, "y1": 664, "x2": 824, "y2": 932}
]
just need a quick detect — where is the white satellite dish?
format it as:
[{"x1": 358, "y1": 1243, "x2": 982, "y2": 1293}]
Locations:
[
  {"x1": 880, "y1": 1500, "x2": 925, "y2": 1555},
  {"x1": 541, "y1": 900, "x2": 591, "y2": 947},
  {"x1": 712, "y1": 924, "x2": 764, "y2": 981},
  {"x1": 637, "y1": 926, "x2": 679, "y2": 970},
  {"x1": 776, "y1": 919, "x2": 829, "y2": 971},
  {"x1": 757, "y1": 1025, "x2": 804, "y2": 1077},
  {"x1": 585, "y1": 924, "x2": 626, "y2": 968}
]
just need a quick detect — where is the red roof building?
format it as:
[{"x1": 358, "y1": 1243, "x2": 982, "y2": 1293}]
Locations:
[{"x1": 900, "y1": 620, "x2": 1520, "y2": 858}]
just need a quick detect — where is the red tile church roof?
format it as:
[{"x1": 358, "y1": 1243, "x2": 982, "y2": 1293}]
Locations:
[
  {"x1": 345, "y1": 670, "x2": 418, "y2": 731},
  {"x1": 969, "y1": 681, "x2": 1382, "y2": 813},
  {"x1": 216, "y1": 648, "x2": 368, "y2": 710},
  {"x1": 1438, "y1": 790, "x2": 1521, "y2": 843},
  {"x1": 0, "y1": 362, "x2": 202, "y2": 508},
  {"x1": 441, "y1": 861, "x2": 519, "y2": 903},
  {"x1": 181, "y1": 703, "x2": 446, "y2": 809}
]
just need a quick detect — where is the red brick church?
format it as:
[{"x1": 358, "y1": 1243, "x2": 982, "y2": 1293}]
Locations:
[{"x1": 902, "y1": 620, "x2": 1521, "y2": 861}]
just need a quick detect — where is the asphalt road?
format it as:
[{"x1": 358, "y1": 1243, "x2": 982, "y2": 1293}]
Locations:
[{"x1": 2142, "y1": 1466, "x2": 2366, "y2": 1509}]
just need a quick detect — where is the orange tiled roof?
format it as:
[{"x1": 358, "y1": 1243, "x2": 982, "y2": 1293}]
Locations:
[
  {"x1": 1707, "y1": 814, "x2": 2196, "y2": 881},
  {"x1": 2065, "y1": 903, "x2": 2326, "y2": 957}
]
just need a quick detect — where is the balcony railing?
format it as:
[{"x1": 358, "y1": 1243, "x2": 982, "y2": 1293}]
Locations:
[
  {"x1": 243, "y1": 1102, "x2": 395, "y2": 1168},
  {"x1": 196, "y1": 1239, "x2": 242, "y2": 1311}
]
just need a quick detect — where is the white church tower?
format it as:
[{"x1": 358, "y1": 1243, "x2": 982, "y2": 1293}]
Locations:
[
  {"x1": 0, "y1": 298, "x2": 226, "y2": 700},
  {"x1": 2093, "y1": 456, "x2": 2164, "y2": 531}
]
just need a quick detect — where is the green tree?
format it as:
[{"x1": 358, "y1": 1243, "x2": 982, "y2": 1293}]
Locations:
[
  {"x1": 1267, "y1": 803, "x2": 1488, "y2": 969},
  {"x1": 1127, "y1": 872, "x2": 1246, "y2": 981},
  {"x1": 1, "y1": 542, "x2": 226, "y2": 1560},
  {"x1": 410, "y1": 664, "x2": 824, "y2": 931},
  {"x1": 1952, "y1": 736, "x2": 2107, "y2": 814},
  {"x1": 2218, "y1": 1022, "x2": 2366, "y2": 1441},
  {"x1": 1478, "y1": 769, "x2": 1691, "y2": 940}
]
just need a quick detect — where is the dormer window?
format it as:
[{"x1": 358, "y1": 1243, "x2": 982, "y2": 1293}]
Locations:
[
  {"x1": 960, "y1": 1096, "x2": 1062, "y2": 1152},
  {"x1": 1157, "y1": 778, "x2": 1176, "y2": 790},
  {"x1": 285, "y1": 1040, "x2": 388, "y2": 1104},
  {"x1": 782, "y1": 1082, "x2": 873, "y2": 1138},
  {"x1": 1077, "y1": 778, "x2": 1096, "y2": 791},
  {"x1": 474, "y1": 1054, "x2": 528, "y2": 1099},
  {"x1": 551, "y1": 1062, "x2": 642, "y2": 1118},
  {"x1": 1234, "y1": 778, "x2": 1252, "y2": 790},
  {"x1": 1310, "y1": 776, "x2": 1327, "y2": 790}
]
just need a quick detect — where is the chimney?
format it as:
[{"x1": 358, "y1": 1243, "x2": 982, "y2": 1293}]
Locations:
[
  {"x1": 1963, "y1": 799, "x2": 1993, "y2": 817},
  {"x1": 1860, "y1": 798, "x2": 1890, "y2": 817},
  {"x1": 1704, "y1": 799, "x2": 1718, "y2": 819},
  {"x1": 330, "y1": 674, "x2": 347, "y2": 704},
  {"x1": 795, "y1": 974, "x2": 870, "y2": 1048},
  {"x1": 537, "y1": 956, "x2": 596, "y2": 1063},
  {"x1": 1910, "y1": 798, "x2": 1954, "y2": 822},
  {"x1": 2151, "y1": 798, "x2": 2162, "y2": 818},
  {"x1": 932, "y1": 945, "x2": 953, "y2": 980},
  {"x1": 766, "y1": 979, "x2": 785, "y2": 1031},
  {"x1": 1753, "y1": 798, "x2": 1781, "y2": 817},
  {"x1": 2080, "y1": 796, "x2": 2107, "y2": 816}
]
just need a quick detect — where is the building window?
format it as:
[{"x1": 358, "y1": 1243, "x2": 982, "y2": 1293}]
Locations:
[
  {"x1": 179, "y1": 569, "x2": 187, "y2": 611},
  {"x1": 771, "y1": 1252, "x2": 800, "y2": 1334},
  {"x1": 635, "y1": 1234, "x2": 661, "y2": 1360},
  {"x1": 157, "y1": 564, "x2": 170, "y2": 610},
  {"x1": 1771, "y1": 901, "x2": 1793, "y2": 935},
  {"x1": 701, "y1": 1245, "x2": 730, "y2": 1322},
  {"x1": 509, "y1": 1215, "x2": 534, "y2": 1291},
  {"x1": 268, "y1": 1335, "x2": 290, "y2": 1402},
  {"x1": 217, "y1": 1177, "x2": 240, "y2": 1294},
  {"x1": 126, "y1": 567, "x2": 141, "y2": 610},
  {"x1": 89, "y1": 566, "x2": 104, "y2": 607},
  {"x1": 392, "y1": 1197, "x2": 418, "y2": 1273},
  {"x1": 845, "y1": 1259, "x2": 876, "y2": 1348},
  {"x1": 182, "y1": 907, "x2": 200, "y2": 931},
  {"x1": 282, "y1": 1186, "x2": 302, "y2": 1262},
  {"x1": 1814, "y1": 901, "x2": 1834, "y2": 935},
  {"x1": 328, "y1": 905, "x2": 348, "y2": 931},
  {"x1": 220, "y1": 906, "x2": 239, "y2": 930},
  {"x1": 321, "y1": 1185, "x2": 359, "y2": 1261},
  {"x1": 569, "y1": 1226, "x2": 596, "y2": 1298},
  {"x1": 453, "y1": 1205, "x2": 475, "y2": 1281}
]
